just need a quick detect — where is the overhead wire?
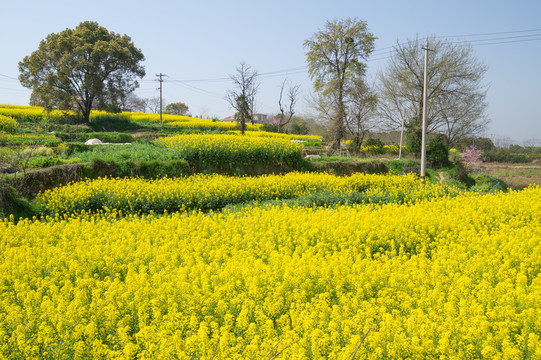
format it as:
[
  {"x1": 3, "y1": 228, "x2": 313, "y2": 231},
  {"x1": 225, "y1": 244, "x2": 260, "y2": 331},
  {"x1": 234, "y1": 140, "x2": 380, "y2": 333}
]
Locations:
[{"x1": 1, "y1": 28, "x2": 539, "y2": 100}]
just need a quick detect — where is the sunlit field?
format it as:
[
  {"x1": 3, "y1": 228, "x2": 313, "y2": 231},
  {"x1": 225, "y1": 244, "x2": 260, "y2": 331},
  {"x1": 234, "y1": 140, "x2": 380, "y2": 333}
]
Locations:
[{"x1": 2, "y1": 177, "x2": 540, "y2": 359}]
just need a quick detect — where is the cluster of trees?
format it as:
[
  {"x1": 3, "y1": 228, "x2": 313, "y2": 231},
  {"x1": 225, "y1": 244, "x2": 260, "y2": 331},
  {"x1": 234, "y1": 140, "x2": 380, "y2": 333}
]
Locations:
[
  {"x1": 19, "y1": 19, "x2": 490, "y2": 150},
  {"x1": 302, "y1": 18, "x2": 489, "y2": 153},
  {"x1": 224, "y1": 18, "x2": 489, "y2": 153}
]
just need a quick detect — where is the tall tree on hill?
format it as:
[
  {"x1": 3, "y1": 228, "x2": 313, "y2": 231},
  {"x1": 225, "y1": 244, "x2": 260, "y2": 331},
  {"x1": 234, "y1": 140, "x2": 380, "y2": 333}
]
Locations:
[
  {"x1": 19, "y1": 21, "x2": 145, "y2": 123},
  {"x1": 304, "y1": 18, "x2": 376, "y2": 150},
  {"x1": 378, "y1": 35, "x2": 489, "y2": 147}
]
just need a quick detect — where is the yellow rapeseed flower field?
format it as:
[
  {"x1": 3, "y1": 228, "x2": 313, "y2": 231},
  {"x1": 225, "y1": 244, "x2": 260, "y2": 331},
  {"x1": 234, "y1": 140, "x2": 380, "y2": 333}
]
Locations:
[
  {"x1": 226, "y1": 130, "x2": 322, "y2": 142},
  {"x1": 0, "y1": 115, "x2": 18, "y2": 133},
  {"x1": 0, "y1": 104, "x2": 261, "y2": 132},
  {"x1": 2, "y1": 184, "x2": 540, "y2": 359},
  {"x1": 155, "y1": 134, "x2": 304, "y2": 166},
  {"x1": 37, "y1": 172, "x2": 454, "y2": 216}
]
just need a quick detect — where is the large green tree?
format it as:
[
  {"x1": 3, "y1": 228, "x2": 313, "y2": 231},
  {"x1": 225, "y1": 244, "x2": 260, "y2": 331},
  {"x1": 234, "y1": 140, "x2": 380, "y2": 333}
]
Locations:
[
  {"x1": 304, "y1": 18, "x2": 376, "y2": 149},
  {"x1": 378, "y1": 36, "x2": 489, "y2": 146},
  {"x1": 19, "y1": 21, "x2": 145, "y2": 123}
]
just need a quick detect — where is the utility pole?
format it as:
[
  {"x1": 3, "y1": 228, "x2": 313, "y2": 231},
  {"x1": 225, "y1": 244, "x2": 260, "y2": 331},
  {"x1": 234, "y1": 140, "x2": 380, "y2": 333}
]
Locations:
[
  {"x1": 420, "y1": 40, "x2": 433, "y2": 187},
  {"x1": 398, "y1": 109, "x2": 406, "y2": 160},
  {"x1": 156, "y1": 73, "x2": 166, "y2": 124}
]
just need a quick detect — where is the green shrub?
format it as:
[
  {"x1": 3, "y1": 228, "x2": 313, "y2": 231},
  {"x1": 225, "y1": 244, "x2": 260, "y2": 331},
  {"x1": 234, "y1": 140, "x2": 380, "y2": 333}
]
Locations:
[
  {"x1": 470, "y1": 174, "x2": 508, "y2": 192},
  {"x1": 261, "y1": 123, "x2": 279, "y2": 132},
  {"x1": 449, "y1": 161, "x2": 475, "y2": 187},
  {"x1": 89, "y1": 113, "x2": 139, "y2": 132},
  {"x1": 387, "y1": 159, "x2": 420, "y2": 174},
  {"x1": 427, "y1": 134, "x2": 450, "y2": 169},
  {"x1": 44, "y1": 140, "x2": 61, "y2": 147},
  {"x1": 365, "y1": 138, "x2": 384, "y2": 148},
  {"x1": 66, "y1": 142, "x2": 91, "y2": 155},
  {"x1": 28, "y1": 156, "x2": 61, "y2": 168},
  {"x1": 483, "y1": 149, "x2": 530, "y2": 163},
  {"x1": 406, "y1": 129, "x2": 422, "y2": 158}
]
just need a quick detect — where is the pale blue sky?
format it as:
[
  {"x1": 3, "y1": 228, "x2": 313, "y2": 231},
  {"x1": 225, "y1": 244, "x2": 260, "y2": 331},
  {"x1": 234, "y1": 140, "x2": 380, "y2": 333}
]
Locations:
[{"x1": 1, "y1": 0, "x2": 540, "y2": 144}]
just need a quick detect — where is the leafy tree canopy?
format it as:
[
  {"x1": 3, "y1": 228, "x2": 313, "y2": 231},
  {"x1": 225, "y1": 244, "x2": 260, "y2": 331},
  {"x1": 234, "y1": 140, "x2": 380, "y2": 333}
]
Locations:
[
  {"x1": 165, "y1": 102, "x2": 189, "y2": 116},
  {"x1": 19, "y1": 21, "x2": 145, "y2": 123},
  {"x1": 304, "y1": 18, "x2": 376, "y2": 149},
  {"x1": 304, "y1": 18, "x2": 376, "y2": 96}
]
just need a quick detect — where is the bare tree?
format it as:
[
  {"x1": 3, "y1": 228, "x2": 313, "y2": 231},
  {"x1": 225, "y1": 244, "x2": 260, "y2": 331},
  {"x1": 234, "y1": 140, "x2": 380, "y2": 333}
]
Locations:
[
  {"x1": 378, "y1": 35, "x2": 489, "y2": 146},
  {"x1": 277, "y1": 79, "x2": 301, "y2": 133},
  {"x1": 147, "y1": 96, "x2": 165, "y2": 114},
  {"x1": 225, "y1": 62, "x2": 260, "y2": 134},
  {"x1": 124, "y1": 93, "x2": 149, "y2": 112}
]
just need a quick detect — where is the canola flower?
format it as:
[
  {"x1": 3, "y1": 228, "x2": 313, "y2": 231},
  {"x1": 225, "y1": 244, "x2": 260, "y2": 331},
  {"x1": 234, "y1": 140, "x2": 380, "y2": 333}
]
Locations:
[
  {"x1": 226, "y1": 130, "x2": 322, "y2": 142},
  {"x1": 0, "y1": 104, "x2": 66, "y2": 123},
  {"x1": 0, "y1": 131, "x2": 59, "y2": 146},
  {"x1": 128, "y1": 112, "x2": 262, "y2": 131},
  {"x1": 36, "y1": 172, "x2": 453, "y2": 216},
  {"x1": 0, "y1": 105, "x2": 262, "y2": 132},
  {"x1": 0, "y1": 114, "x2": 18, "y2": 133},
  {"x1": 1, "y1": 186, "x2": 540, "y2": 359},
  {"x1": 155, "y1": 134, "x2": 304, "y2": 166},
  {"x1": 360, "y1": 144, "x2": 404, "y2": 153}
]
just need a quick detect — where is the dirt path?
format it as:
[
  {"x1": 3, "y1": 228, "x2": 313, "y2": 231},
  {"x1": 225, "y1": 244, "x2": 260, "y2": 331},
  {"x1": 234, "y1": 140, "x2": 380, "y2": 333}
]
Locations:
[{"x1": 438, "y1": 172, "x2": 445, "y2": 184}]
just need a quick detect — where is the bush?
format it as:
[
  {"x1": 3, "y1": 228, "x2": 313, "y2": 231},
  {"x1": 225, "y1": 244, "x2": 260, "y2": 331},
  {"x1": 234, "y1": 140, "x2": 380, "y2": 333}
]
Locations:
[
  {"x1": 427, "y1": 134, "x2": 450, "y2": 169},
  {"x1": 261, "y1": 123, "x2": 279, "y2": 133},
  {"x1": 469, "y1": 174, "x2": 508, "y2": 193},
  {"x1": 387, "y1": 159, "x2": 421, "y2": 174},
  {"x1": 28, "y1": 156, "x2": 61, "y2": 168},
  {"x1": 66, "y1": 142, "x2": 91, "y2": 155},
  {"x1": 290, "y1": 121, "x2": 309, "y2": 135},
  {"x1": 483, "y1": 149, "x2": 530, "y2": 163},
  {"x1": 359, "y1": 138, "x2": 385, "y2": 156},
  {"x1": 364, "y1": 138, "x2": 384, "y2": 148},
  {"x1": 406, "y1": 129, "x2": 422, "y2": 158},
  {"x1": 89, "y1": 113, "x2": 139, "y2": 132},
  {"x1": 456, "y1": 137, "x2": 495, "y2": 152},
  {"x1": 449, "y1": 161, "x2": 475, "y2": 187}
]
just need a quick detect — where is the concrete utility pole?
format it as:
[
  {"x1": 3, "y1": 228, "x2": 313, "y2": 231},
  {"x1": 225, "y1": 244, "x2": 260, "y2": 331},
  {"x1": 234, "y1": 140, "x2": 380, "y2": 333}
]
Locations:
[
  {"x1": 420, "y1": 40, "x2": 433, "y2": 187},
  {"x1": 156, "y1": 73, "x2": 166, "y2": 124},
  {"x1": 398, "y1": 109, "x2": 406, "y2": 160}
]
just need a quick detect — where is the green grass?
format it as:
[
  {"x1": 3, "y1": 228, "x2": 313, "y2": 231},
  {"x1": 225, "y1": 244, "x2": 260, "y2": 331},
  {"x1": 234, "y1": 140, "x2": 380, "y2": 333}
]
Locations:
[{"x1": 67, "y1": 142, "x2": 183, "y2": 163}]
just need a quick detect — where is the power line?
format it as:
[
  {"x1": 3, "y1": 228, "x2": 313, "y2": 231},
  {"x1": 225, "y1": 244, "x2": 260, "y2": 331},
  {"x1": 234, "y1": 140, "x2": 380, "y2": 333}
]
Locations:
[
  {"x1": 0, "y1": 87, "x2": 29, "y2": 93},
  {"x1": 169, "y1": 29, "x2": 541, "y2": 84},
  {"x1": 0, "y1": 74, "x2": 19, "y2": 80},
  {"x1": 470, "y1": 37, "x2": 541, "y2": 46},
  {"x1": 167, "y1": 77, "x2": 224, "y2": 98},
  {"x1": 440, "y1": 28, "x2": 541, "y2": 39}
]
